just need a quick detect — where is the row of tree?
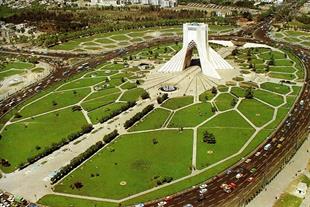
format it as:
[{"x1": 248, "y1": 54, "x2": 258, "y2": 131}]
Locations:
[
  {"x1": 124, "y1": 104, "x2": 154, "y2": 129},
  {"x1": 19, "y1": 124, "x2": 94, "y2": 170},
  {"x1": 98, "y1": 101, "x2": 136, "y2": 123},
  {"x1": 157, "y1": 93, "x2": 169, "y2": 104},
  {"x1": 51, "y1": 130, "x2": 119, "y2": 184}
]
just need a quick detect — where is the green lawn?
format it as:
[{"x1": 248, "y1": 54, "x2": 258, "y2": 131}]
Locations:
[
  {"x1": 260, "y1": 82, "x2": 291, "y2": 94},
  {"x1": 197, "y1": 111, "x2": 255, "y2": 169},
  {"x1": 119, "y1": 88, "x2": 146, "y2": 102},
  {"x1": 120, "y1": 82, "x2": 137, "y2": 90},
  {"x1": 54, "y1": 130, "x2": 193, "y2": 199},
  {"x1": 269, "y1": 72, "x2": 295, "y2": 80},
  {"x1": 110, "y1": 35, "x2": 130, "y2": 41},
  {"x1": 88, "y1": 102, "x2": 128, "y2": 124},
  {"x1": 0, "y1": 70, "x2": 26, "y2": 80},
  {"x1": 161, "y1": 96, "x2": 194, "y2": 110},
  {"x1": 214, "y1": 93, "x2": 235, "y2": 111},
  {"x1": 129, "y1": 108, "x2": 171, "y2": 131},
  {"x1": 274, "y1": 193, "x2": 303, "y2": 207},
  {"x1": 0, "y1": 108, "x2": 87, "y2": 173},
  {"x1": 17, "y1": 88, "x2": 91, "y2": 118},
  {"x1": 254, "y1": 89, "x2": 284, "y2": 107},
  {"x1": 85, "y1": 88, "x2": 120, "y2": 101},
  {"x1": 168, "y1": 103, "x2": 214, "y2": 128},
  {"x1": 238, "y1": 99, "x2": 274, "y2": 127},
  {"x1": 81, "y1": 93, "x2": 121, "y2": 112},
  {"x1": 230, "y1": 87, "x2": 246, "y2": 98},
  {"x1": 58, "y1": 77, "x2": 106, "y2": 91},
  {"x1": 4, "y1": 61, "x2": 34, "y2": 70},
  {"x1": 38, "y1": 194, "x2": 119, "y2": 207}
]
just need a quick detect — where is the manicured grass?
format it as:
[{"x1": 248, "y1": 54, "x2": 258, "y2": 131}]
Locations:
[
  {"x1": 197, "y1": 111, "x2": 255, "y2": 169},
  {"x1": 119, "y1": 88, "x2": 146, "y2": 102},
  {"x1": 88, "y1": 102, "x2": 128, "y2": 124},
  {"x1": 54, "y1": 130, "x2": 193, "y2": 199},
  {"x1": 17, "y1": 88, "x2": 91, "y2": 118},
  {"x1": 168, "y1": 103, "x2": 214, "y2": 128},
  {"x1": 58, "y1": 77, "x2": 106, "y2": 90},
  {"x1": 161, "y1": 96, "x2": 194, "y2": 110},
  {"x1": 254, "y1": 89, "x2": 284, "y2": 107},
  {"x1": 0, "y1": 70, "x2": 26, "y2": 80},
  {"x1": 120, "y1": 82, "x2": 137, "y2": 90},
  {"x1": 85, "y1": 88, "x2": 120, "y2": 101},
  {"x1": 38, "y1": 194, "x2": 119, "y2": 207},
  {"x1": 238, "y1": 99, "x2": 274, "y2": 127},
  {"x1": 0, "y1": 108, "x2": 87, "y2": 173},
  {"x1": 81, "y1": 93, "x2": 121, "y2": 112},
  {"x1": 129, "y1": 108, "x2": 171, "y2": 131},
  {"x1": 265, "y1": 107, "x2": 290, "y2": 130},
  {"x1": 274, "y1": 59, "x2": 293, "y2": 67},
  {"x1": 95, "y1": 38, "x2": 115, "y2": 44},
  {"x1": 230, "y1": 87, "x2": 246, "y2": 98},
  {"x1": 260, "y1": 82, "x2": 291, "y2": 94},
  {"x1": 269, "y1": 72, "x2": 295, "y2": 80},
  {"x1": 269, "y1": 66, "x2": 296, "y2": 73},
  {"x1": 274, "y1": 193, "x2": 302, "y2": 207},
  {"x1": 110, "y1": 35, "x2": 130, "y2": 41},
  {"x1": 4, "y1": 61, "x2": 34, "y2": 70},
  {"x1": 214, "y1": 93, "x2": 235, "y2": 111}
]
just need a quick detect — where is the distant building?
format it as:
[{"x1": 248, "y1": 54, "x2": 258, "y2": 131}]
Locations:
[{"x1": 90, "y1": 0, "x2": 177, "y2": 7}]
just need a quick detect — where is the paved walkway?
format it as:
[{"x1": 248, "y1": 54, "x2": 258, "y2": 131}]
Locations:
[{"x1": 247, "y1": 134, "x2": 310, "y2": 207}]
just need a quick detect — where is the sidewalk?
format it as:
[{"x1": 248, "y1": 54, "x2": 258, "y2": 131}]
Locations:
[{"x1": 247, "y1": 134, "x2": 310, "y2": 207}]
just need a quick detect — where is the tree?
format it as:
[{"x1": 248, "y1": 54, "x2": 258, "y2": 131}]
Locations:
[
  {"x1": 141, "y1": 91, "x2": 150, "y2": 99},
  {"x1": 152, "y1": 138, "x2": 158, "y2": 144},
  {"x1": 203, "y1": 131, "x2": 216, "y2": 144},
  {"x1": 211, "y1": 106, "x2": 217, "y2": 113},
  {"x1": 211, "y1": 86, "x2": 217, "y2": 95},
  {"x1": 231, "y1": 98, "x2": 238, "y2": 107},
  {"x1": 52, "y1": 100, "x2": 58, "y2": 106},
  {"x1": 245, "y1": 88, "x2": 254, "y2": 99}
]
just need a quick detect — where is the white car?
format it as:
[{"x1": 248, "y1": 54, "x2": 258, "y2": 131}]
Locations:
[
  {"x1": 255, "y1": 151, "x2": 261, "y2": 156},
  {"x1": 157, "y1": 201, "x2": 167, "y2": 207},
  {"x1": 199, "y1": 188, "x2": 208, "y2": 194},
  {"x1": 183, "y1": 204, "x2": 193, "y2": 207},
  {"x1": 235, "y1": 173, "x2": 243, "y2": 179},
  {"x1": 135, "y1": 204, "x2": 144, "y2": 207},
  {"x1": 199, "y1": 183, "x2": 208, "y2": 189}
]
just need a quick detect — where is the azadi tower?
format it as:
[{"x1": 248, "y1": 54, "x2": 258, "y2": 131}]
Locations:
[{"x1": 158, "y1": 23, "x2": 233, "y2": 79}]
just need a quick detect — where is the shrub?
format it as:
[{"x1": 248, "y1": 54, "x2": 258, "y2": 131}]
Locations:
[
  {"x1": 124, "y1": 104, "x2": 154, "y2": 129},
  {"x1": 141, "y1": 91, "x2": 150, "y2": 99},
  {"x1": 103, "y1": 130, "x2": 119, "y2": 143},
  {"x1": 157, "y1": 93, "x2": 169, "y2": 104}
]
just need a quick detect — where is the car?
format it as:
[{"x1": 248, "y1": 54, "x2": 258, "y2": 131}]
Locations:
[
  {"x1": 250, "y1": 168, "x2": 257, "y2": 173},
  {"x1": 226, "y1": 169, "x2": 233, "y2": 175},
  {"x1": 199, "y1": 188, "x2": 207, "y2": 194},
  {"x1": 183, "y1": 204, "x2": 193, "y2": 207},
  {"x1": 279, "y1": 137, "x2": 285, "y2": 142},
  {"x1": 255, "y1": 151, "x2": 261, "y2": 157},
  {"x1": 199, "y1": 183, "x2": 208, "y2": 189},
  {"x1": 264, "y1": 143, "x2": 271, "y2": 151},
  {"x1": 135, "y1": 203, "x2": 144, "y2": 207},
  {"x1": 157, "y1": 201, "x2": 167, "y2": 207},
  {"x1": 228, "y1": 182, "x2": 237, "y2": 189},
  {"x1": 245, "y1": 158, "x2": 251, "y2": 163},
  {"x1": 247, "y1": 177, "x2": 254, "y2": 182},
  {"x1": 235, "y1": 173, "x2": 243, "y2": 179},
  {"x1": 277, "y1": 144, "x2": 282, "y2": 148},
  {"x1": 164, "y1": 196, "x2": 172, "y2": 202}
]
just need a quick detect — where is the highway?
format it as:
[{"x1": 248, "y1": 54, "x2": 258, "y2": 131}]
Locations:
[{"x1": 143, "y1": 9, "x2": 310, "y2": 207}]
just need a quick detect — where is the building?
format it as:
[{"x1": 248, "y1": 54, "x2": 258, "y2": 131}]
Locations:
[
  {"x1": 158, "y1": 23, "x2": 233, "y2": 79},
  {"x1": 90, "y1": 0, "x2": 177, "y2": 7}
]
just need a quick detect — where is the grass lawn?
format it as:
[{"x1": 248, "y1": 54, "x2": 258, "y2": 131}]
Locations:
[
  {"x1": 85, "y1": 88, "x2": 120, "y2": 101},
  {"x1": 260, "y1": 82, "x2": 291, "y2": 95},
  {"x1": 95, "y1": 38, "x2": 115, "y2": 44},
  {"x1": 17, "y1": 88, "x2": 91, "y2": 118},
  {"x1": 274, "y1": 59, "x2": 293, "y2": 67},
  {"x1": 88, "y1": 102, "x2": 128, "y2": 124},
  {"x1": 38, "y1": 194, "x2": 119, "y2": 207},
  {"x1": 268, "y1": 72, "x2": 295, "y2": 80},
  {"x1": 81, "y1": 93, "x2": 121, "y2": 112},
  {"x1": 168, "y1": 103, "x2": 214, "y2": 128},
  {"x1": 0, "y1": 109, "x2": 87, "y2": 173},
  {"x1": 119, "y1": 88, "x2": 146, "y2": 102},
  {"x1": 0, "y1": 70, "x2": 26, "y2": 80},
  {"x1": 129, "y1": 108, "x2": 171, "y2": 131},
  {"x1": 110, "y1": 35, "x2": 130, "y2": 41},
  {"x1": 58, "y1": 77, "x2": 106, "y2": 91},
  {"x1": 254, "y1": 89, "x2": 284, "y2": 107},
  {"x1": 269, "y1": 66, "x2": 296, "y2": 73},
  {"x1": 4, "y1": 61, "x2": 34, "y2": 70},
  {"x1": 214, "y1": 93, "x2": 235, "y2": 111},
  {"x1": 274, "y1": 193, "x2": 302, "y2": 207},
  {"x1": 161, "y1": 96, "x2": 194, "y2": 110},
  {"x1": 54, "y1": 130, "x2": 193, "y2": 199},
  {"x1": 238, "y1": 99, "x2": 274, "y2": 127},
  {"x1": 230, "y1": 87, "x2": 246, "y2": 98},
  {"x1": 120, "y1": 82, "x2": 137, "y2": 90},
  {"x1": 197, "y1": 111, "x2": 255, "y2": 169}
]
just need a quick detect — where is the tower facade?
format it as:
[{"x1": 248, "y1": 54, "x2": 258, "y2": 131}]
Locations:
[{"x1": 159, "y1": 23, "x2": 233, "y2": 79}]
